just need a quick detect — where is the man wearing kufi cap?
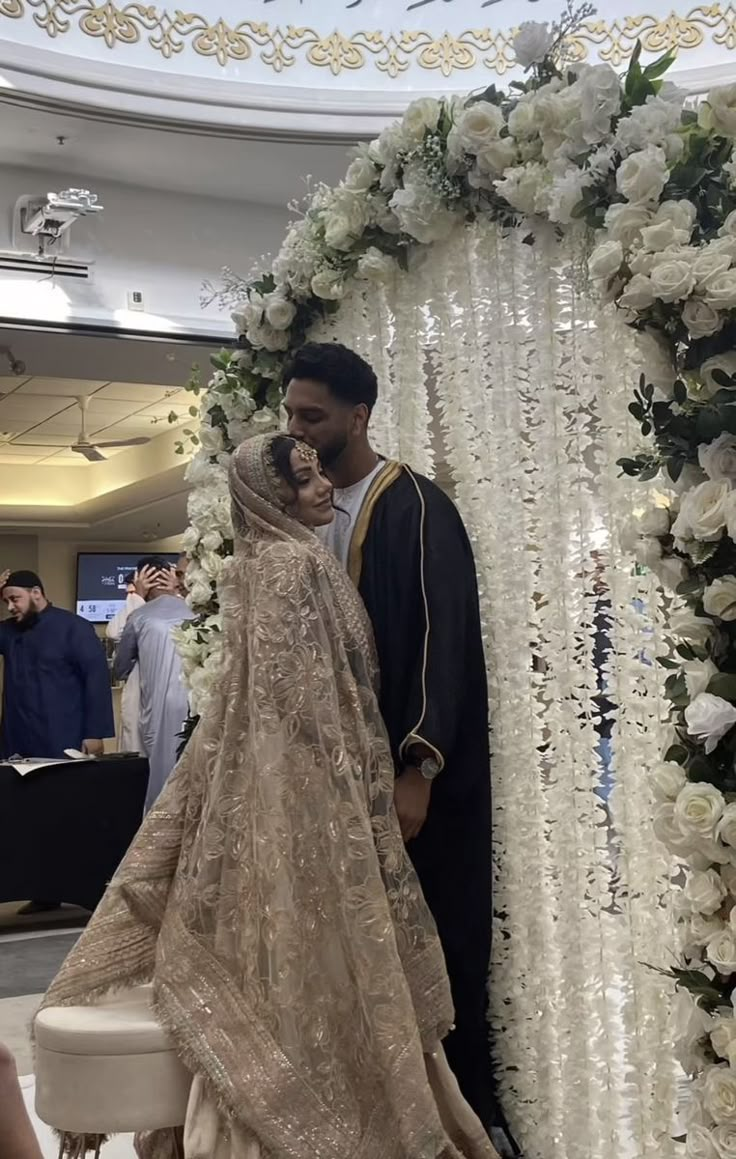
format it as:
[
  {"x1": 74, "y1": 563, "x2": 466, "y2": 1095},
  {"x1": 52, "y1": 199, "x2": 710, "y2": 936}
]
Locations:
[{"x1": 0, "y1": 568, "x2": 114, "y2": 761}]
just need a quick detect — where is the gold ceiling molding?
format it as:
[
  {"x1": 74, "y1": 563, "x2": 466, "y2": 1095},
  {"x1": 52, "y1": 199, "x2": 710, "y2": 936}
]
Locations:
[{"x1": 1, "y1": 4, "x2": 735, "y2": 75}]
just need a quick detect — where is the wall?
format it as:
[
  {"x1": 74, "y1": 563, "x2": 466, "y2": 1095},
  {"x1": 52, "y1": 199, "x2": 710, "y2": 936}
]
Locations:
[
  {"x1": 0, "y1": 532, "x2": 182, "y2": 616},
  {"x1": 0, "y1": 166, "x2": 290, "y2": 336}
]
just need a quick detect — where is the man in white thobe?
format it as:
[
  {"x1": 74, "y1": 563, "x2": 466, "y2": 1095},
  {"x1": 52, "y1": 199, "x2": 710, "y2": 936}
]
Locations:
[
  {"x1": 114, "y1": 558, "x2": 194, "y2": 812},
  {"x1": 106, "y1": 574, "x2": 144, "y2": 753}
]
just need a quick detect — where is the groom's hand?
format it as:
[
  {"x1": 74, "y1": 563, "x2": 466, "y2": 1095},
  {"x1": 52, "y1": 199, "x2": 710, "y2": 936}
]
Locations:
[{"x1": 394, "y1": 767, "x2": 431, "y2": 843}]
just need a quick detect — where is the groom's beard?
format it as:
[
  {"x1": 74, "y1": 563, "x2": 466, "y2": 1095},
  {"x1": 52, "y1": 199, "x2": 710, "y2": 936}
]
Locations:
[{"x1": 315, "y1": 434, "x2": 349, "y2": 470}]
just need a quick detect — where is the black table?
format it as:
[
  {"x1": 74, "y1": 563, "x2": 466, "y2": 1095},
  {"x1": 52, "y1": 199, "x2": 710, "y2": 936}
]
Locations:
[{"x1": 0, "y1": 757, "x2": 148, "y2": 912}]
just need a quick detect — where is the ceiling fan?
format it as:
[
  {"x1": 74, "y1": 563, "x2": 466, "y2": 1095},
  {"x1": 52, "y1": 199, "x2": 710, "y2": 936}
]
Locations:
[
  {"x1": 70, "y1": 396, "x2": 151, "y2": 461},
  {"x1": 17, "y1": 396, "x2": 152, "y2": 462}
]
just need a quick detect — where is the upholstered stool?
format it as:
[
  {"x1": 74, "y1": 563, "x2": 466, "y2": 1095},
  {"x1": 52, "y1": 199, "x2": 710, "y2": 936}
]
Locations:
[{"x1": 34, "y1": 984, "x2": 192, "y2": 1156}]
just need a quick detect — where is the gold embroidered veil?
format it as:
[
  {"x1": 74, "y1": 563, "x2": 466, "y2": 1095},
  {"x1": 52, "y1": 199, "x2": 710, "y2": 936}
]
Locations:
[{"x1": 41, "y1": 434, "x2": 480, "y2": 1159}]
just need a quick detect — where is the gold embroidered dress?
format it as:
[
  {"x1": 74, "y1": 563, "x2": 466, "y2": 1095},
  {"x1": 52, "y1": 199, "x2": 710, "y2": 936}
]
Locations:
[{"x1": 41, "y1": 435, "x2": 497, "y2": 1159}]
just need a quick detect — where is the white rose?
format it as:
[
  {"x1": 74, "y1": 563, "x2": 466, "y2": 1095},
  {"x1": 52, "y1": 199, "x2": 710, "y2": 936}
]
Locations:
[
  {"x1": 188, "y1": 577, "x2": 213, "y2": 607},
  {"x1": 687, "y1": 693, "x2": 736, "y2": 755},
  {"x1": 720, "y1": 806, "x2": 736, "y2": 850},
  {"x1": 656, "y1": 198, "x2": 697, "y2": 232},
  {"x1": 701, "y1": 434, "x2": 736, "y2": 482},
  {"x1": 672, "y1": 480, "x2": 732, "y2": 543},
  {"x1": 684, "y1": 659, "x2": 719, "y2": 701},
  {"x1": 495, "y1": 163, "x2": 551, "y2": 215},
  {"x1": 200, "y1": 529, "x2": 223, "y2": 553},
  {"x1": 247, "y1": 322, "x2": 289, "y2": 353},
  {"x1": 686, "y1": 1124, "x2": 720, "y2": 1159},
  {"x1": 226, "y1": 419, "x2": 251, "y2": 447},
  {"x1": 705, "y1": 1066, "x2": 736, "y2": 1124},
  {"x1": 512, "y1": 20, "x2": 554, "y2": 68},
  {"x1": 721, "y1": 210, "x2": 736, "y2": 238},
  {"x1": 691, "y1": 914, "x2": 727, "y2": 947},
  {"x1": 476, "y1": 136, "x2": 518, "y2": 178},
  {"x1": 652, "y1": 555, "x2": 689, "y2": 591},
  {"x1": 640, "y1": 219, "x2": 691, "y2": 252},
  {"x1": 706, "y1": 271, "x2": 736, "y2": 310},
  {"x1": 705, "y1": 577, "x2": 736, "y2": 621},
  {"x1": 650, "y1": 760, "x2": 687, "y2": 800},
  {"x1": 616, "y1": 145, "x2": 669, "y2": 204},
  {"x1": 654, "y1": 802, "x2": 696, "y2": 857},
  {"x1": 344, "y1": 155, "x2": 378, "y2": 192},
  {"x1": 700, "y1": 84, "x2": 736, "y2": 137},
  {"x1": 650, "y1": 259, "x2": 697, "y2": 302},
  {"x1": 401, "y1": 97, "x2": 441, "y2": 145},
  {"x1": 448, "y1": 102, "x2": 505, "y2": 160},
  {"x1": 675, "y1": 990, "x2": 716, "y2": 1076},
  {"x1": 676, "y1": 783, "x2": 726, "y2": 839},
  {"x1": 242, "y1": 290, "x2": 265, "y2": 330},
  {"x1": 356, "y1": 247, "x2": 395, "y2": 284},
  {"x1": 577, "y1": 65, "x2": 622, "y2": 139},
  {"x1": 713, "y1": 1123, "x2": 736, "y2": 1158},
  {"x1": 390, "y1": 168, "x2": 457, "y2": 244},
  {"x1": 684, "y1": 297, "x2": 724, "y2": 339},
  {"x1": 311, "y1": 268, "x2": 345, "y2": 301},
  {"x1": 588, "y1": 239, "x2": 623, "y2": 280},
  {"x1": 619, "y1": 273, "x2": 656, "y2": 310},
  {"x1": 263, "y1": 293, "x2": 297, "y2": 331},
  {"x1": 634, "y1": 328, "x2": 677, "y2": 397},
  {"x1": 694, "y1": 249, "x2": 733, "y2": 290},
  {"x1": 713, "y1": 1021, "x2": 736, "y2": 1063},
  {"x1": 198, "y1": 424, "x2": 224, "y2": 455},
  {"x1": 323, "y1": 189, "x2": 367, "y2": 251},
  {"x1": 686, "y1": 868, "x2": 729, "y2": 915},
  {"x1": 672, "y1": 609, "x2": 717, "y2": 646},
  {"x1": 604, "y1": 202, "x2": 652, "y2": 248},
  {"x1": 507, "y1": 99, "x2": 537, "y2": 140},
  {"x1": 701, "y1": 354, "x2": 736, "y2": 399}
]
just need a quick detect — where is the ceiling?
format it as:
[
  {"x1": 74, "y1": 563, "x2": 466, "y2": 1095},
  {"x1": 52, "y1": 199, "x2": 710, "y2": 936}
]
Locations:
[
  {"x1": 0, "y1": 101, "x2": 354, "y2": 204},
  {"x1": 0, "y1": 326, "x2": 211, "y2": 540},
  {"x1": 0, "y1": 376, "x2": 192, "y2": 465}
]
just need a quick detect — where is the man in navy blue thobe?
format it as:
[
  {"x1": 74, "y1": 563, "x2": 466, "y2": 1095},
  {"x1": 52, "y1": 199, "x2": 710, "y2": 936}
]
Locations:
[
  {"x1": 0, "y1": 569, "x2": 115, "y2": 914},
  {"x1": 0, "y1": 570, "x2": 114, "y2": 759}
]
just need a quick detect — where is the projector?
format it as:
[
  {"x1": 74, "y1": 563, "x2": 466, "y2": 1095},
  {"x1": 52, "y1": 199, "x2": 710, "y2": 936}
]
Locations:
[{"x1": 21, "y1": 189, "x2": 103, "y2": 242}]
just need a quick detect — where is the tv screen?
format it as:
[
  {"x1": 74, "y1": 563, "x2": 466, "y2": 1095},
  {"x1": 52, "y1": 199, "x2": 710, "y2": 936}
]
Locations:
[{"x1": 76, "y1": 552, "x2": 180, "y2": 624}]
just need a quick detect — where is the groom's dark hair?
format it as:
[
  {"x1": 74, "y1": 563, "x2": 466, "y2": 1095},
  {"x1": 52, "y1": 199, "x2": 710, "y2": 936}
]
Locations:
[{"x1": 284, "y1": 342, "x2": 378, "y2": 413}]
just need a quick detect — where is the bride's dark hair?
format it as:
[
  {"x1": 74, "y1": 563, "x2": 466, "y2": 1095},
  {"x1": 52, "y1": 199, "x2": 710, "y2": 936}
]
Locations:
[{"x1": 269, "y1": 434, "x2": 300, "y2": 492}]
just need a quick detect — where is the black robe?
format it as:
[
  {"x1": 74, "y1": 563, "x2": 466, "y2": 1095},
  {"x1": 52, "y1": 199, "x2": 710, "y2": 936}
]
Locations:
[{"x1": 349, "y1": 463, "x2": 515, "y2": 1149}]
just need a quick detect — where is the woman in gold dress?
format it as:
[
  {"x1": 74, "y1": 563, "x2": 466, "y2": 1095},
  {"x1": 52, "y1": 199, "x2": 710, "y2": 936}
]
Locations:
[{"x1": 41, "y1": 433, "x2": 499, "y2": 1159}]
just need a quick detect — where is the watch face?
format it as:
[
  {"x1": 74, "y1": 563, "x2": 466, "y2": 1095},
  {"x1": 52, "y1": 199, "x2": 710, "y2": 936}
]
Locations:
[{"x1": 420, "y1": 757, "x2": 441, "y2": 781}]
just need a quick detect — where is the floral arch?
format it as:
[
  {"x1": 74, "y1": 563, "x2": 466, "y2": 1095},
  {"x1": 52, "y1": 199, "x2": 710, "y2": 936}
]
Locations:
[{"x1": 177, "y1": 12, "x2": 736, "y2": 1158}]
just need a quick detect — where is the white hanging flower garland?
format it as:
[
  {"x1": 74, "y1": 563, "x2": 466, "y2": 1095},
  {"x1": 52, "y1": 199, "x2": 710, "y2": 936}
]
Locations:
[{"x1": 179, "y1": 3, "x2": 736, "y2": 1146}]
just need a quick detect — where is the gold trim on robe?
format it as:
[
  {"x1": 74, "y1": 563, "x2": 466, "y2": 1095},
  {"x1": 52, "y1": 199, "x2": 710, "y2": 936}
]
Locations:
[
  {"x1": 347, "y1": 461, "x2": 445, "y2": 774},
  {"x1": 347, "y1": 460, "x2": 403, "y2": 587}
]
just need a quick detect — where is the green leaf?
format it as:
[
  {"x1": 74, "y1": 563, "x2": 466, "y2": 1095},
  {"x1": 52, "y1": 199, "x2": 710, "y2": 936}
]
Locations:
[
  {"x1": 642, "y1": 49, "x2": 676, "y2": 81},
  {"x1": 688, "y1": 754, "x2": 720, "y2": 785},
  {"x1": 708, "y1": 674, "x2": 736, "y2": 701},
  {"x1": 673, "y1": 380, "x2": 688, "y2": 405}
]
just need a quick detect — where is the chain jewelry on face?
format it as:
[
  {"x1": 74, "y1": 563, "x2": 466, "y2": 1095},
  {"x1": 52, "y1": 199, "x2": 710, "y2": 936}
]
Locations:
[{"x1": 295, "y1": 442, "x2": 318, "y2": 463}]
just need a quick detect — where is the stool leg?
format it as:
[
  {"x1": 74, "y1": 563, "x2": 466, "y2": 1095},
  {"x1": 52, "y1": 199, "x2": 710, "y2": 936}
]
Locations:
[{"x1": 58, "y1": 1133, "x2": 106, "y2": 1158}]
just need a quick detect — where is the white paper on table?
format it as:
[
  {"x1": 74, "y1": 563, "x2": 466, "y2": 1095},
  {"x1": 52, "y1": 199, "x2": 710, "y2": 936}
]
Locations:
[{"x1": 0, "y1": 758, "x2": 75, "y2": 777}]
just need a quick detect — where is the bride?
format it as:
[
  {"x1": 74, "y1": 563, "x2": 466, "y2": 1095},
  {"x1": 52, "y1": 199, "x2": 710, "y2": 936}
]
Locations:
[{"x1": 41, "y1": 433, "x2": 499, "y2": 1159}]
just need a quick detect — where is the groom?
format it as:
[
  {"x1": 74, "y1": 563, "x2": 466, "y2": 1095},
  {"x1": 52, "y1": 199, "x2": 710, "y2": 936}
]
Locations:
[{"x1": 285, "y1": 342, "x2": 517, "y2": 1154}]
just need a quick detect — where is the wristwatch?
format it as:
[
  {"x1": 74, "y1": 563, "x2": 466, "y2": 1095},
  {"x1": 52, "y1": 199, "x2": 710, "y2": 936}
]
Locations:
[{"x1": 413, "y1": 755, "x2": 441, "y2": 782}]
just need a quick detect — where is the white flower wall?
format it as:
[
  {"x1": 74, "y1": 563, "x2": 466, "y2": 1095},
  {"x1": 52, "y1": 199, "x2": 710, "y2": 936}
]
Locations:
[{"x1": 304, "y1": 221, "x2": 679, "y2": 1159}]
